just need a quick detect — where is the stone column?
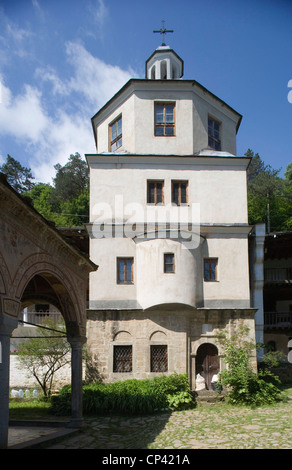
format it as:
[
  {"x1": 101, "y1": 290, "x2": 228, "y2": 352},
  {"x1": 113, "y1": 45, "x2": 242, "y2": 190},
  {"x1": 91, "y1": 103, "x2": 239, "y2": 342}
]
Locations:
[
  {"x1": 0, "y1": 315, "x2": 18, "y2": 449},
  {"x1": 249, "y1": 223, "x2": 265, "y2": 360},
  {"x1": 67, "y1": 335, "x2": 86, "y2": 427}
]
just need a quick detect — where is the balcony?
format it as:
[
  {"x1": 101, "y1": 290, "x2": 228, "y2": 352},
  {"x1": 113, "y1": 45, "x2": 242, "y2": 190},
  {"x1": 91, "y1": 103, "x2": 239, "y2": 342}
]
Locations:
[
  {"x1": 264, "y1": 268, "x2": 292, "y2": 284},
  {"x1": 20, "y1": 311, "x2": 63, "y2": 327},
  {"x1": 264, "y1": 312, "x2": 292, "y2": 329}
]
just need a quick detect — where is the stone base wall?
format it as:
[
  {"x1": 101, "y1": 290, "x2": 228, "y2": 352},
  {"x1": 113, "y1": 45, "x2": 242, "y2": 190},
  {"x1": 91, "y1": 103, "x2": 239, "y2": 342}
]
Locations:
[{"x1": 86, "y1": 307, "x2": 257, "y2": 388}]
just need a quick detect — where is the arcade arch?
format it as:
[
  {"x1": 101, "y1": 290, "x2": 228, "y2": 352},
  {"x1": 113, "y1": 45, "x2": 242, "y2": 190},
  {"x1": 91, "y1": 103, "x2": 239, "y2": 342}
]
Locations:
[{"x1": 0, "y1": 173, "x2": 97, "y2": 448}]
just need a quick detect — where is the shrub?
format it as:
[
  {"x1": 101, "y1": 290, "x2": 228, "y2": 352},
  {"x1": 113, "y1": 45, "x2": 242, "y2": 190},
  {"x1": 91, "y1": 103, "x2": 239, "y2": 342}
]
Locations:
[
  {"x1": 217, "y1": 326, "x2": 282, "y2": 407},
  {"x1": 51, "y1": 373, "x2": 195, "y2": 416},
  {"x1": 166, "y1": 391, "x2": 194, "y2": 410}
]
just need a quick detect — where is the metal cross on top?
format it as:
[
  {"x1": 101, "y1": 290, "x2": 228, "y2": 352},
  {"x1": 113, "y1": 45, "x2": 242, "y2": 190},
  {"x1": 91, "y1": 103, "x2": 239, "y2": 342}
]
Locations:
[{"x1": 153, "y1": 20, "x2": 173, "y2": 46}]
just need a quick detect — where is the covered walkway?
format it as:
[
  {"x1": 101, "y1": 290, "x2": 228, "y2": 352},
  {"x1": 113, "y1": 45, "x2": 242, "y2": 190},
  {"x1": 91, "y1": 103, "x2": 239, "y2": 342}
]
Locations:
[{"x1": 0, "y1": 173, "x2": 97, "y2": 448}]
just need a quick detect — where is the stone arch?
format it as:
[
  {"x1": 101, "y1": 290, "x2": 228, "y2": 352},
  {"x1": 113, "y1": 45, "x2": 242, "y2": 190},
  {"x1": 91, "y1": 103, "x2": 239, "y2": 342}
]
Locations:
[
  {"x1": 13, "y1": 254, "x2": 83, "y2": 328},
  {"x1": 149, "y1": 330, "x2": 167, "y2": 341},
  {"x1": 0, "y1": 252, "x2": 10, "y2": 296},
  {"x1": 113, "y1": 330, "x2": 132, "y2": 341},
  {"x1": 195, "y1": 342, "x2": 220, "y2": 390},
  {"x1": 0, "y1": 174, "x2": 97, "y2": 448},
  {"x1": 193, "y1": 337, "x2": 223, "y2": 356}
]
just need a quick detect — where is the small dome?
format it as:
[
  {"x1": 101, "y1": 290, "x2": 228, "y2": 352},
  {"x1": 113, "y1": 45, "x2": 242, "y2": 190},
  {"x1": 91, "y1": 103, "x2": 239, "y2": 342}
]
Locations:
[{"x1": 145, "y1": 46, "x2": 184, "y2": 80}]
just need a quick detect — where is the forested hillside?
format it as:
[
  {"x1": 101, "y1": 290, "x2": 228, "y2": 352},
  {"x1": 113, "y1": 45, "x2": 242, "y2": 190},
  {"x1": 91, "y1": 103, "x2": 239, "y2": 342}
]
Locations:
[{"x1": 1, "y1": 151, "x2": 291, "y2": 232}]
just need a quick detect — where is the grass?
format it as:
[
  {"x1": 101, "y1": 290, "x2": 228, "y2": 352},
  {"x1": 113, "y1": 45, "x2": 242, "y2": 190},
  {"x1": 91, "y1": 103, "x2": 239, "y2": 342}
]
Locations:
[
  {"x1": 9, "y1": 398, "x2": 52, "y2": 420},
  {"x1": 8, "y1": 384, "x2": 292, "y2": 448},
  {"x1": 9, "y1": 382, "x2": 292, "y2": 420}
]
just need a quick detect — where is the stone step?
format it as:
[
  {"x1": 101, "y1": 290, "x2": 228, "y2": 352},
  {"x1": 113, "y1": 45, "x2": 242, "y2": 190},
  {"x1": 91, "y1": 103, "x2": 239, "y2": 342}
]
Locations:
[{"x1": 192, "y1": 389, "x2": 226, "y2": 404}]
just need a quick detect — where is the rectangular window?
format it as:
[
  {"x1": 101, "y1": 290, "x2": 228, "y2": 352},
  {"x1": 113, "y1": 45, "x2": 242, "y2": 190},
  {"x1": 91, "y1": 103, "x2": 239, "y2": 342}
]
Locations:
[
  {"x1": 151, "y1": 345, "x2": 168, "y2": 372},
  {"x1": 117, "y1": 258, "x2": 134, "y2": 284},
  {"x1": 204, "y1": 258, "x2": 218, "y2": 281},
  {"x1": 172, "y1": 181, "x2": 188, "y2": 205},
  {"x1": 113, "y1": 345, "x2": 132, "y2": 372},
  {"x1": 147, "y1": 180, "x2": 164, "y2": 204},
  {"x1": 164, "y1": 253, "x2": 175, "y2": 273},
  {"x1": 208, "y1": 117, "x2": 221, "y2": 151},
  {"x1": 109, "y1": 115, "x2": 122, "y2": 151},
  {"x1": 155, "y1": 102, "x2": 175, "y2": 136}
]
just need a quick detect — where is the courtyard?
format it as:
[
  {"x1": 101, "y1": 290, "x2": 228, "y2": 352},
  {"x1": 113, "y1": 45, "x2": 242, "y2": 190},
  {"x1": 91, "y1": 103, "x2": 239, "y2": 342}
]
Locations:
[{"x1": 9, "y1": 385, "x2": 292, "y2": 450}]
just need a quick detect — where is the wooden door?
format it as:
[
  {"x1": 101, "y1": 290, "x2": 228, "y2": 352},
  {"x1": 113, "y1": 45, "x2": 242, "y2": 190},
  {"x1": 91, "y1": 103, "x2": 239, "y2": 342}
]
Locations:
[{"x1": 196, "y1": 344, "x2": 219, "y2": 390}]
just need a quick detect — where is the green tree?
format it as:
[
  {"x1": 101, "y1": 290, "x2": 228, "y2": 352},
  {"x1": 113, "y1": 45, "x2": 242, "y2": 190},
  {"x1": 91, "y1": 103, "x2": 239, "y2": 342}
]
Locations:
[
  {"x1": 17, "y1": 318, "x2": 71, "y2": 397},
  {"x1": 53, "y1": 152, "x2": 89, "y2": 201},
  {"x1": 25, "y1": 153, "x2": 89, "y2": 226},
  {"x1": 57, "y1": 188, "x2": 89, "y2": 226},
  {"x1": 0, "y1": 154, "x2": 35, "y2": 193},
  {"x1": 246, "y1": 150, "x2": 292, "y2": 231},
  {"x1": 284, "y1": 162, "x2": 292, "y2": 181},
  {"x1": 25, "y1": 183, "x2": 57, "y2": 221}
]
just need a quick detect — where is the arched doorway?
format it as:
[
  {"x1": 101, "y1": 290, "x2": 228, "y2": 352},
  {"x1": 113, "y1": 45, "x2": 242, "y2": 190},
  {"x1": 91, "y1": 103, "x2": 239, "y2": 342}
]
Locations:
[{"x1": 196, "y1": 343, "x2": 219, "y2": 390}]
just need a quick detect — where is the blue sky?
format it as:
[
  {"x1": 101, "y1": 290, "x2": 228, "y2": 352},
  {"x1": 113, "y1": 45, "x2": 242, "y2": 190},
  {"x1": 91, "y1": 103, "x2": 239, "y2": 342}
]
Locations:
[{"x1": 0, "y1": 0, "x2": 292, "y2": 183}]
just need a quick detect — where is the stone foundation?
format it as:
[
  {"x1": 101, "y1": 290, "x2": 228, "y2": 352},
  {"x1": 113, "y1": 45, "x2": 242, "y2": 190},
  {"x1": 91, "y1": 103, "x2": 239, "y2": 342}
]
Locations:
[{"x1": 86, "y1": 307, "x2": 257, "y2": 388}]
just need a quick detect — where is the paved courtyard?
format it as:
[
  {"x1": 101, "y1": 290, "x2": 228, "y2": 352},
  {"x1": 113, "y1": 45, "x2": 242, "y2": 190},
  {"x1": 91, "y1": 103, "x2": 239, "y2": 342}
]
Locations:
[{"x1": 35, "y1": 398, "x2": 292, "y2": 450}]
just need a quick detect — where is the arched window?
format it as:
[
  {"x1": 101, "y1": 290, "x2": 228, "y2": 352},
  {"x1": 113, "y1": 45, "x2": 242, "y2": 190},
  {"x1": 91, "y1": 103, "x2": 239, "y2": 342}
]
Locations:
[
  {"x1": 161, "y1": 60, "x2": 167, "y2": 79},
  {"x1": 172, "y1": 64, "x2": 177, "y2": 79}
]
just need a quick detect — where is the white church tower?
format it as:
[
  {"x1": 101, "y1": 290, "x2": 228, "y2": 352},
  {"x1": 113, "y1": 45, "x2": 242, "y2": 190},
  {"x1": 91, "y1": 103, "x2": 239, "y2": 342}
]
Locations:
[{"x1": 86, "y1": 25, "x2": 258, "y2": 389}]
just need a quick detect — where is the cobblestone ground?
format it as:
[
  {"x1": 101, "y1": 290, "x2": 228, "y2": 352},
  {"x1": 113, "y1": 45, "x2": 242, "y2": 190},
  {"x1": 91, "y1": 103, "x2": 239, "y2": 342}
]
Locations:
[{"x1": 45, "y1": 396, "x2": 292, "y2": 450}]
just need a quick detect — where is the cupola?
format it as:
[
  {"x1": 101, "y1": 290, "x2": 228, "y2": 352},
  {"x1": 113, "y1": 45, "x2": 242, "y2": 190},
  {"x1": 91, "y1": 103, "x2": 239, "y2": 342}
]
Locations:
[
  {"x1": 145, "y1": 45, "x2": 184, "y2": 79},
  {"x1": 145, "y1": 21, "x2": 184, "y2": 79}
]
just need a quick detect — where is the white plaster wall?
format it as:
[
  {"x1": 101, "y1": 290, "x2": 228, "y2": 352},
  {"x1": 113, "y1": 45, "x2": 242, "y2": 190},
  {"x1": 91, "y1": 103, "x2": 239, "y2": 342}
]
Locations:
[
  {"x1": 202, "y1": 236, "x2": 251, "y2": 307},
  {"x1": 135, "y1": 238, "x2": 203, "y2": 309},
  {"x1": 96, "y1": 94, "x2": 135, "y2": 153},
  {"x1": 192, "y1": 92, "x2": 237, "y2": 155},
  {"x1": 133, "y1": 91, "x2": 194, "y2": 155},
  {"x1": 88, "y1": 155, "x2": 250, "y2": 307},
  {"x1": 89, "y1": 237, "x2": 136, "y2": 305},
  {"x1": 9, "y1": 354, "x2": 76, "y2": 391},
  {"x1": 89, "y1": 233, "x2": 251, "y2": 307},
  {"x1": 93, "y1": 81, "x2": 240, "y2": 156},
  {"x1": 88, "y1": 157, "x2": 248, "y2": 225}
]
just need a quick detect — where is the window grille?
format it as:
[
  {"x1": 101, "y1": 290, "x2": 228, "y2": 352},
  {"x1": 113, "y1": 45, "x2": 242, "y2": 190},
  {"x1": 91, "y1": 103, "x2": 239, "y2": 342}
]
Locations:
[
  {"x1": 113, "y1": 345, "x2": 132, "y2": 372},
  {"x1": 151, "y1": 345, "x2": 168, "y2": 372}
]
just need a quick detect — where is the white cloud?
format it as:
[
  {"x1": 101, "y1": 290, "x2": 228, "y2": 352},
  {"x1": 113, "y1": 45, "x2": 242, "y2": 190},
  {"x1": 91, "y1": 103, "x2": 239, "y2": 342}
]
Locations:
[
  {"x1": 3, "y1": 19, "x2": 34, "y2": 59},
  {"x1": 35, "y1": 66, "x2": 70, "y2": 97},
  {"x1": 89, "y1": 0, "x2": 108, "y2": 27},
  {"x1": 0, "y1": 42, "x2": 137, "y2": 184},
  {"x1": 65, "y1": 41, "x2": 134, "y2": 106},
  {"x1": 37, "y1": 41, "x2": 134, "y2": 106},
  {"x1": 86, "y1": 0, "x2": 109, "y2": 41},
  {"x1": 0, "y1": 79, "x2": 48, "y2": 141}
]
